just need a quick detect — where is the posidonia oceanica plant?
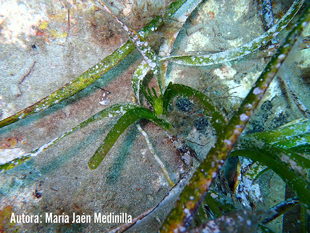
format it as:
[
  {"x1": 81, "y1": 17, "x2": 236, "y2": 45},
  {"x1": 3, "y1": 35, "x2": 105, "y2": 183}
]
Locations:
[{"x1": 1, "y1": 0, "x2": 310, "y2": 232}]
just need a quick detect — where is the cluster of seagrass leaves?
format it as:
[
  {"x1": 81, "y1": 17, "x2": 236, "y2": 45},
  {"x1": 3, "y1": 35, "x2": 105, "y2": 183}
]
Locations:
[
  {"x1": 0, "y1": 0, "x2": 228, "y2": 172},
  {"x1": 160, "y1": 3, "x2": 310, "y2": 232},
  {"x1": 0, "y1": 0, "x2": 306, "y2": 172},
  {"x1": 88, "y1": 81, "x2": 226, "y2": 169},
  {"x1": 1, "y1": 0, "x2": 310, "y2": 232}
]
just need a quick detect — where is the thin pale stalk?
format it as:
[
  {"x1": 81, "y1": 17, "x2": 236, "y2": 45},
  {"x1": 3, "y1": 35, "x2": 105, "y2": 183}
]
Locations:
[
  {"x1": 136, "y1": 124, "x2": 175, "y2": 186},
  {"x1": 110, "y1": 165, "x2": 194, "y2": 233},
  {"x1": 160, "y1": 5, "x2": 310, "y2": 232}
]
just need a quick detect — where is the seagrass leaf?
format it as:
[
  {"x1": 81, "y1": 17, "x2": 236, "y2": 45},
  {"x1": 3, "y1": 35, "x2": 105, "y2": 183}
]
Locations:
[
  {"x1": 99, "y1": 0, "x2": 163, "y2": 94},
  {"x1": 237, "y1": 136, "x2": 310, "y2": 175},
  {"x1": 161, "y1": 0, "x2": 304, "y2": 66},
  {"x1": 161, "y1": 5, "x2": 310, "y2": 231},
  {"x1": 131, "y1": 60, "x2": 150, "y2": 104},
  {"x1": 204, "y1": 192, "x2": 226, "y2": 218},
  {"x1": 140, "y1": 86, "x2": 154, "y2": 107},
  {"x1": 0, "y1": 43, "x2": 136, "y2": 129},
  {"x1": 0, "y1": 103, "x2": 138, "y2": 172},
  {"x1": 238, "y1": 137, "x2": 310, "y2": 170},
  {"x1": 147, "y1": 86, "x2": 153, "y2": 99},
  {"x1": 230, "y1": 148, "x2": 310, "y2": 209},
  {"x1": 244, "y1": 118, "x2": 310, "y2": 146},
  {"x1": 152, "y1": 87, "x2": 158, "y2": 98},
  {"x1": 164, "y1": 0, "x2": 187, "y2": 18},
  {"x1": 88, "y1": 107, "x2": 171, "y2": 169},
  {"x1": 0, "y1": 0, "x2": 189, "y2": 129},
  {"x1": 274, "y1": 133, "x2": 310, "y2": 151},
  {"x1": 290, "y1": 144, "x2": 310, "y2": 154},
  {"x1": 243, "y1": 118, "x2": 310, "y2": 153}
]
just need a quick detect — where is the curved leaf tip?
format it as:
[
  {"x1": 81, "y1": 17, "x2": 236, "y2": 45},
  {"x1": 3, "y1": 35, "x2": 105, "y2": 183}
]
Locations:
[{"x1": 87, "y1": 106, "x2": 171, "y2": 169}]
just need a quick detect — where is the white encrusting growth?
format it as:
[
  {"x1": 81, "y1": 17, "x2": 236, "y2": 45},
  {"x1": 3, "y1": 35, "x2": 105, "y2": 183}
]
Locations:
[
  {"x1": 99, "y1": 99, "x2": 110, "y2": 105},
  {"x1": 11, "y1": 136, "x2": 62, "y2": 165},
  {"x1": 213, "y1": 63, "x2": 237, "y2": 80},
  {"x1": 278, "y1": 54, "x2": 286, "y2": 59},
  {"x1": 235, "y1": 158, "x2": 266, "y2": 207},
  {"x1": 253, "y1": 87, "x2": 264, "y2": 95},
  {"x1": 131, "y1": 60, "x2": 150, "y2": 104},
  {"x1": 280, "y1": 154, "x2": 303, "y2": 173},
  {"x1": 275, "y1": 62, "x2": 282, "y2": 69},
  {"x1": 240, "y1": 113, "x2": 249, "y2": 121},
  {"x1": 183, "y1": 208, "x2": 191, "y2": 218},
  {"x1": 223, "y1": 139, "x2": 232, "y2": 146},
  {"x1": 0, "y1": 148, "x2": 26, "y2": 165},
  {"x1": 31, "y1": 137, "x2": 59, "y2": 157},
  {"x1": 211, "y1": 193, "x2": 218, "y2": 198}
]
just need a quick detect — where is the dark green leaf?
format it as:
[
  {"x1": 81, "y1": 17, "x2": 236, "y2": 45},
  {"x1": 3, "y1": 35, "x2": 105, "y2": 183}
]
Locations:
[
  {"x1": 88, "y1": 107, "x2": 171, "y2": 169},
  {"x1": 230, "y1": 148, "x2": 310, "y2": 208}
]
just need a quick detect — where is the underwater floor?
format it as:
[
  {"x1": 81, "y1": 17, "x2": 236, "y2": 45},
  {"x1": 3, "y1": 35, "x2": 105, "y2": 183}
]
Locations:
[{"x1": 1, "y1": 0, "x2": 310, "y2": 232}]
